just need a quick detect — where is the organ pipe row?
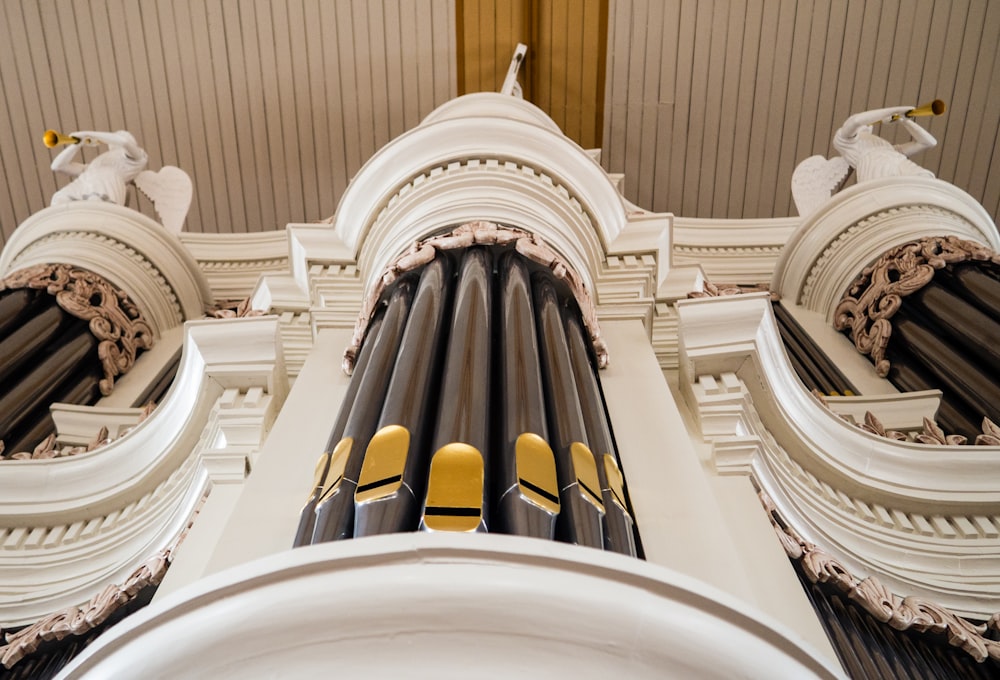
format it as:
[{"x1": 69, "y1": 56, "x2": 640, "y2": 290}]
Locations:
[
  {"x1": 295, "y1": 246, "x2": 638, "y2": 556},
  {"x1": 0, "y1": 288, "x2": 103, "y2": 457}
]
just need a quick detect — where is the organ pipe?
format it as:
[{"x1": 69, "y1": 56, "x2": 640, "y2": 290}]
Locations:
[
  {"x1": 495, "y1": 252, "x2": 560, "y2": 539},
  {"x1": 354, "y1": 257, "x2": 453, "y2": 537},
  {"x1": 0, "y1": 323, "x2": 96, "y2": 437},
  {"x1": 420, "y1": 248, "x2": 492, "y2": 533},
  {"x1": 533, "y1": 273, "x2": 605, "y2": 549},
  {"x1": 311, "y1": 279, "x2": 415, "y2": 543},
  {"x1": 292, "y1": 314, "x2": 385, "y2": 547},
  {"x1": 563, "y1": 311, "x2": 637, "y2": 557}
]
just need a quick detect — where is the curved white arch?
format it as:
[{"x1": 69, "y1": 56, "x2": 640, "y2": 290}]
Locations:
[
  {"x1": 1, "y1": 203, "x2": 212, "y2": 336},
  {"x1": 772, "y1": 177, "x2": 999, "y2": 318},
  {"x1": 59, "y1": 535, "x2": 843, "y2": 679},
  {"x1": 331, "y1": 94, "x2": 631, "y2": 290}
]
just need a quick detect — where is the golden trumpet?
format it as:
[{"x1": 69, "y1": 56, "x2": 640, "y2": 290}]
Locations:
[
  {"x1": 42, "y1": 129, "x2": 81, "y2": 148},
  {"x1": 890, "y1": 99, "x2": 946, "y2": 122}
]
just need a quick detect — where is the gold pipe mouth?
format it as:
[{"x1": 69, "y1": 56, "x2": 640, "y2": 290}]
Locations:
[{"x1": 422, "y1": 443, "x2": 484, "y2": 532}]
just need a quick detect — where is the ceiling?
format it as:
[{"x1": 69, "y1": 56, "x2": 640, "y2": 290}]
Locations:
[{"x1": 2, "y1": 0, "x2": 998, "y2": 253}]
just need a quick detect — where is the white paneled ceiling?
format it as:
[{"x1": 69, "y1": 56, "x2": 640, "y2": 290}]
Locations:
[{"x1": 2, "y1": 0, "x2": 998, "y2": 253}]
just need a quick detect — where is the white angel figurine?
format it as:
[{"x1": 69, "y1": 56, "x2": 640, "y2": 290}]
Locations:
[
  {"x1": 832, "y1": 105, "x2": 936, "y2": 182},
  {"x1": 49, "y1": 129, "x2": 192, "y2": 232},
  {"x1": 792, "y1": 105, "x2": 937, "y2": 217}
]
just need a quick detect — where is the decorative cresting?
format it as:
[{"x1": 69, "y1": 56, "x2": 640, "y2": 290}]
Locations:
[
  {"x1": 833, "y1": 235, "x2": 1000, "y2": 377},
  {"x1": 296, "y1": 245, "x2": 637, "y2": 556},
  {"x1": 0, "y1": 264, "x2": 154, "y2": 396},
  {"x1": 759, "y1": 489, "x2": 1000, "y2": 666},
  {"x1": 344, "y1": 221, "x2": 608, "y2": 373}
]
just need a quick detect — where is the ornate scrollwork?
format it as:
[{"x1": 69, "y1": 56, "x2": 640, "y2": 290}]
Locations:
[
  {"x1": 833, "y1": 235, "x2": 1000, "y2": 376},
  {"x1": 759, "y1": 488, "x2": 1000, "y2": 664},
  {"x1": 0, "y1": 264, "x2": 154, "y2": 395}
]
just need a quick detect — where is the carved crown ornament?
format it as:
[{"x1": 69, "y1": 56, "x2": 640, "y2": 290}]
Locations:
[
  {"x1": 833, "y1": 235, "x2": 1000, "y2": 376},
  {"x1": 0, "y1": 263, "x2": 154, "y2": 396}
]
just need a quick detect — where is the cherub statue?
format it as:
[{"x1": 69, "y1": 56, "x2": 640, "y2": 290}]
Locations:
[
  {"x1": 792, "y1": 104, "x2": 939, "y2": 217},
  {"x1": 47, "y1": 129, "x2": 192, "y2": 232}
]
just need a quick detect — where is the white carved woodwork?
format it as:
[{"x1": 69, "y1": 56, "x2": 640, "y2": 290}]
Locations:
[{"x1": 678, "y1": 293, "x2": 1000, "y2": 619}]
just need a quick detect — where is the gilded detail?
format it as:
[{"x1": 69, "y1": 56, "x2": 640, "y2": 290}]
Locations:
[
  {"x1": 0, "y1": 263, "x2": 154, "y2": 395},
  {"x1": 833, "y1": 235, "x2": 1000, "y2": 376}
]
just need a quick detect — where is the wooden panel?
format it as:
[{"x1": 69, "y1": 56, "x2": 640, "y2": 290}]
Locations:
[
  {"x1": 456, "y1": 0, "x2": 606, "y2": 148},
  {"x1": 0, "y1": 0, "x2": 456, "y2": 249}
]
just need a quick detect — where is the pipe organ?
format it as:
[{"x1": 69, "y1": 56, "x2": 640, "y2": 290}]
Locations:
[{"x1": 296, "y1": 244, "x2": 639, "y2": 556}]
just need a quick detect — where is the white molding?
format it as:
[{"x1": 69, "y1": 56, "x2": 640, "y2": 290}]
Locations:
[
  {"x1": 677, "y1": 294, "x2": 1000, "y2": 617},
  {"x1": 0, "y1": 318, "x2": 287, "y2": 626},
  {"x1": 771, "y1": 177, "x2": 1000, "y2": 319},
  {"x1": 329, "y1": 93, "x2": 671, "y2": 301},
  {"x1": 59, "y1": 535, "x2": 844, "y2": 679},
  {"x1": 0, "y1": 204, "x2": 212, "y2": 336},
  {"x1": 673, "y1": 215, "x2": 799, "y2": 284}
]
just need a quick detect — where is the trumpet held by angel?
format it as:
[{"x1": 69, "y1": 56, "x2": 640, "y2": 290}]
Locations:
[
  {"x1": 792, "y1": 101, "x2": 945, "y2": 217},
  {"x1": 45, "y1": 129, "x2": 193, "y2": 232}
]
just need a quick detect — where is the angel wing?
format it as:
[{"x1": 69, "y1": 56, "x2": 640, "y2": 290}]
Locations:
[
  {"x1": 791, "y1": 155, "x2": 851, "y2": 218},
  {"x1": 134, "y1": 166, "x2": 193, "y2": 232}
]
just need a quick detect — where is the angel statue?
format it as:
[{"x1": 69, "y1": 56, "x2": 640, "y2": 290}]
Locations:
[
  {"x1": 791, "y1": 103, "x2": 940, "y2": 218},
  {"x1": 47, "y1": 129, "x2": 192, "y2": 232}
]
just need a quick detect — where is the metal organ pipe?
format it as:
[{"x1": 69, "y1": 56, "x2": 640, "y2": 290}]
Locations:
[
  {"x1": 495, "y1": 252, "x2": 560, "y2": 539},
  {"x1": 532, "y1": 273, "x2": 605, "y2": 549},
  {"x1": 292, "y1": 313, "x2": 386, "y2": 547},
  {"x1": 420, "y1": 248, "x2": 492, "y2": 533},
  {"x1": 354, "y1": 257, "x2": 453, "y2": 537},
  {"x1": 563, "y1": 312, "x2": 637, "y2": 557},
  {"x1": 311, "y1": 279, "x2": 416, "y2": 543}
]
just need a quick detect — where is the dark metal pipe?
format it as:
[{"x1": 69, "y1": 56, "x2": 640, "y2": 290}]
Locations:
[
  {"x1": 0, "y1": 289, "x2": 41, "y2": 337},
  {"x1": 773, "y1": 302, "x2": 857, "y2": 395},
  {"x1": 292, "y1": 313, "x2": 385, "y2": 547},
  {"x1": 1, "y1": 367, "x2": 101, "y2": 457},
  {"x1": 0, "y1": 325, "x2": 97, "y2": 438},
  {"x1": 887, "y1": 358, "x2": 982, "y2": 439},
  {"x1": 354, "y1": 256, "x2": 453, "y2": 537},
  {"x1": 0, "y1": 304, "x2": 67, "y2": 384},
  {"x1": 940, "y1": 265, "x2": 1000, "y2": 320},
  {"x1": 905, "y1": 283, "x2": 1000, "y2": 374},
  {"x1": 494, "y1": 252, "x2": 560, "y2": 539},
  {"x1": 564, "y1": 311, "x2": 637, "y2": 556},
  {"x1": 311, "y1": 278, "x2": 415, "y2": 543},
  {"x1": 420, "y1": 248, "x2": 492, "y2": 533},
  {"x1": 532, "y1": 273, "x2": 604, "y2": 549},
  {"x1": 894, "y1": 312, "x2": 1000, "y2": 429}
]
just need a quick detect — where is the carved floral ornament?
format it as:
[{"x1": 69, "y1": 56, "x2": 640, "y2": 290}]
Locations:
[
  {"x1": 344, "y1": 221, "x2": 608, "y2": 373},
  {"x1": 0, "y1": 549, "x2": 170, "y2": 668},
  {"x1": 833, "y1": 235, "x2": 1000, "y2": 377},
  {"x1": 0, "y1": 263, "x2": 154, "y2": 396},
  {"x1": 758, "y1": 488, "x2": 1000, "y2": 664}
]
